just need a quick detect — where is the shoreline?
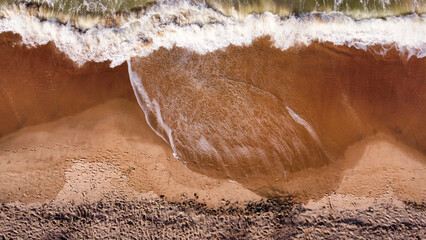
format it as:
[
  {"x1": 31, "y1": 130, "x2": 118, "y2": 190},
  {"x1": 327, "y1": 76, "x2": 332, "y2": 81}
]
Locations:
[
  {"x1": 0, "y1": 30, "x2": 424, "y2": 238},
  {"x1": 0, "y1": 98, "x2": 424, "y2": 238},
  {"x1": 0, "y1": 98, "x2": 424, "y2": 203}
]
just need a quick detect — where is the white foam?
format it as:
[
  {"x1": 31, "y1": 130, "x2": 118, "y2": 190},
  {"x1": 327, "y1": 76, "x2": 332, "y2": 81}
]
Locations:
[
  {"x1": 0, "y1": 1, "x2": 425, "y2": 67},
  {"x1": 286, "y1": 106, "x2": 333, "y2": 161},
  {"x1": 286, "y1": 106, "x2": 320, "y2": 143},
  {"x1": 228, "y1": 179, "x2": 241, "y2": 185},
  {"x1": 127, "y1": 60, "x2": 180, "y2": 159}
]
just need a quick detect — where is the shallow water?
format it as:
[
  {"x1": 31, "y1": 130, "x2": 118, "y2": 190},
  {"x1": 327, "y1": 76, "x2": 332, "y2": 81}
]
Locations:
[
  {"x1": 0, "y1": 0, "x2": 424, "y2": 18},
  {"x1": 129, "y1": 38, "x2": 425, "y2": 194}
]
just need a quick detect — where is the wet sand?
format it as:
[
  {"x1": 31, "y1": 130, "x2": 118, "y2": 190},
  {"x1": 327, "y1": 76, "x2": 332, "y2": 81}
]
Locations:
[
  {"x1": 0, "y1": 32, "x2": 134, "y2": 136},
  {"x1": 130, "y1": 37, "x2": 426, "y2": 198},
  {"x1": 0, "y1": 99, "x2": 260, "y2": 205},
  {"x1": 0, "y1": 98, "x2": 424, "y2": 239},
  {"x1": 0, "y1": 32, "x2": 425, "y2": 238}
]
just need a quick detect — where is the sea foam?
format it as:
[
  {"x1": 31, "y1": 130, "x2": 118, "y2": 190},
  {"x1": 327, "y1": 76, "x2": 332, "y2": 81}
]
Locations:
[{"x1": 0, "y1": 1, "x2": 425, "y2": 67}]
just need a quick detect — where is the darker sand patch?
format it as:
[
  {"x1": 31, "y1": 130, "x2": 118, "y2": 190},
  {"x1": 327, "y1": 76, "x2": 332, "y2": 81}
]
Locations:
[{"x1": 0, "y1": 196, "x2": 424, "y2": 239}]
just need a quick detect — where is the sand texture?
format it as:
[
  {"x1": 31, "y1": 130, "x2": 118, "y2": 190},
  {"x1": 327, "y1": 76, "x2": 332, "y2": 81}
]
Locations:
[
  {"x1": 0, "y1": 32, "x2": 424, "y2": 239},
  {"x1": 0, "y1": 99, "x2": 260, "y2": 206},
  {"x1": 1, "y1": 196, "x2": 425, "y2": 239},
  {"x1": 0, "y1": 98, "x2": 424, "y2": 239}
]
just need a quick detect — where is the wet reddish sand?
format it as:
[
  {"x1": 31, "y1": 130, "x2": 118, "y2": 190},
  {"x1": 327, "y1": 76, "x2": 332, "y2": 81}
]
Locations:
[
  {"x1": 0, "y1": 32, "x2": 425, "y2": 238},
  {"x1": 0, "y1": 32, "x2": 134, "y2": 136},
  {"x1": 130, "y1": 37, "x2": 426, "y2": 198},
  {"x1": 0, "y1": 32, "x2": 261, "y2": 206}
]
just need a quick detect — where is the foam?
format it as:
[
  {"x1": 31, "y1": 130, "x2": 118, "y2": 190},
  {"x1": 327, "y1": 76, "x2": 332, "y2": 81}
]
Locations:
[
  {"x1": 286, "y1": 106, "x2": 319, "y2": 143},
  {"x1": 0, "y1": 1, "x2": 425, "y2": 67},
  {"x1": 127, "y1": 60, "x2": 181, "y2": 160},
  {"x1": 206, "y1": 0, "x2": 425, "y2": 19}
]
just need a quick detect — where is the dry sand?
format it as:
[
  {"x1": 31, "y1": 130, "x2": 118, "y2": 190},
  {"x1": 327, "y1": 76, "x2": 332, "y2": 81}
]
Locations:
[
  {"x1": 0, "y1": 98, "x2": 425, "y2": 239},
  {"x1": 0, "y1": 99, "x2": 260, "y2": 206}
]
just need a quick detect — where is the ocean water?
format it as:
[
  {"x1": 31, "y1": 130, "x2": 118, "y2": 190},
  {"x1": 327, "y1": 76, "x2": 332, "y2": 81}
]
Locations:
[{"x1": 0, "y1": 0, "x2": 425, "y2": 65}]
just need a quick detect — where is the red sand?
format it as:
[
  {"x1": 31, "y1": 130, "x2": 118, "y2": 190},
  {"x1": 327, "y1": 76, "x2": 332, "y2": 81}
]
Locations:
[{"x1": 0, "y1": 32, "x2": 424, "y2": 239}]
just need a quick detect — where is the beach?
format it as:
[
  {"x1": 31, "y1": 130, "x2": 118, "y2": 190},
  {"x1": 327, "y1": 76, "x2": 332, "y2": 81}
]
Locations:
[
  {"x1": 0, "y1": 97, "x2": 424, "y2": 238},
  {"x1": 0, "y1": 0, "x2": 425, "y2": 237}
]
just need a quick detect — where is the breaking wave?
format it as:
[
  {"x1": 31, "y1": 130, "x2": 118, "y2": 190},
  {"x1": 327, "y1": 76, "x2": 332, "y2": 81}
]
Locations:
[{"x1": 0, "y1": 0, "x2": 425, "y2": 67}]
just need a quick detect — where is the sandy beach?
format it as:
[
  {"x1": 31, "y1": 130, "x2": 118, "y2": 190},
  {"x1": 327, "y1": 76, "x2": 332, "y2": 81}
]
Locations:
[
  {"x1": 0, "y1": 9, "x2": 425, "y2": 236},
  {"x1": 0, "y1": 97, "x2": 424, "y2": 238}
]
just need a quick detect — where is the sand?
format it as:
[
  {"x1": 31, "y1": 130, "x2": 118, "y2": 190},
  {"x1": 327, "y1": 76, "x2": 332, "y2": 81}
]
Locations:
[
  {"x1": 0, "y1": 97, "x2": 424, "y2": 238},
  {"x1": 0, "y1": 33, "x2": 426, "y2": 236},
  {"x1": 1, "y1": 195, "x2": 424, "y2": 239},
  {"x1": 272, "y1": 133, "x2": 426, "y2": 204},
  {"x1": 128, "y1": 39, "x2": 426, "y2": 200},
  {"x1": 0, "y1": 99, "x2": 260, "y2": 206}
]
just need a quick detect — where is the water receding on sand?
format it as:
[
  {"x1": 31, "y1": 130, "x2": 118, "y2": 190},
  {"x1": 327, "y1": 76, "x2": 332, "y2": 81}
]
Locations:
[{"x1": 0, "y1": 0, "x2": 425, "y2": 238}]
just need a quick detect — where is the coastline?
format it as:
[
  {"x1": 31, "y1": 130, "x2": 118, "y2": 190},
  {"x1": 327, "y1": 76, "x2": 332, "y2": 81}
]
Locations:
[
  {"x1": 0, "y1": 99, "x2": 426, "y2": 239},
  {"x1": 0, "y1": 30, "x2": 424, "y2": 238},
  {"x1": 0, "y1": 98, "x2": 424, "y2": 239}
]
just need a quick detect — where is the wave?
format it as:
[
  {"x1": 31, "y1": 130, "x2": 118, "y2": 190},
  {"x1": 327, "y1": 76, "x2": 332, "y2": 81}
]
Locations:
[
  {"x1": 1, "y1": 0, "x2": 425, "y2": 19},
  {"x1": 0, "y1": 1, "x2": 425, "y2": 67},
  {"x1": 206, "y1": 0, "x2": 426, "y2": 19}
]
